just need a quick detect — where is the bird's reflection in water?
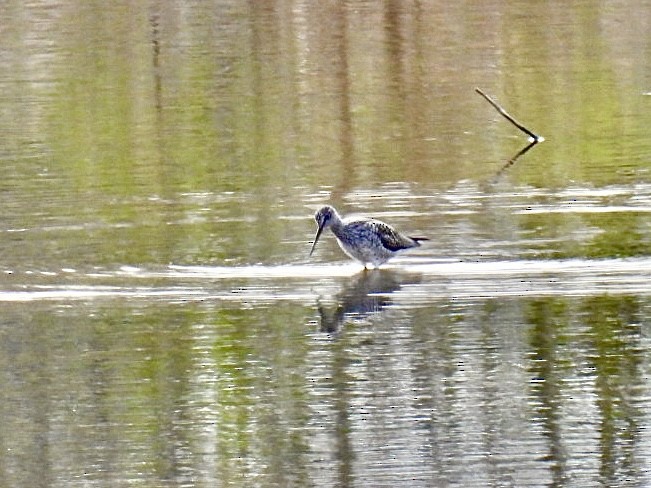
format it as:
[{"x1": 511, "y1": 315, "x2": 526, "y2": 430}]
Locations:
[{"x1": 318, "y1": 269, "x2": 421, "y2": 333}]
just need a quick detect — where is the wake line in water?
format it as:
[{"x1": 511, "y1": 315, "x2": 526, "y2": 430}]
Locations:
[
  {"x1": 0, "y1": 287, "x2": 208, "y2": 302},
  {"x1": 0, "y1": 288, "x2": 318, "y2": 303},
  {"x1": 163, "y1": 257, "x2": 651, "y2": 279},
  {"x1": 0, "y1": 257, "x2": 649, "y2": 302}
]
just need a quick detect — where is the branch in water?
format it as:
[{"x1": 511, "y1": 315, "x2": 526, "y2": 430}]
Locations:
[{"x1": 475, "y1": 87, "x2": 544, "y2": 143}]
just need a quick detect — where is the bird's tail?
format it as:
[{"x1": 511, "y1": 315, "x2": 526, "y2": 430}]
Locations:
[{"x1": 410, "y1": 236, "x2": 429, "y2": 246}]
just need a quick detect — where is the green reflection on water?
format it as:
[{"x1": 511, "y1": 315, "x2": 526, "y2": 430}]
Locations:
[
  {"x1": 527, "y1": 295, "x2": 648, "y2": 486},
  {"x1": 2, "y1": 1, "x2": 651, "y2": 486}
]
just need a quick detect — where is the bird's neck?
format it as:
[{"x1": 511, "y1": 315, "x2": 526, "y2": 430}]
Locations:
[{"x1": 329, "y1": 214, "x2": 345, "y2": 235}]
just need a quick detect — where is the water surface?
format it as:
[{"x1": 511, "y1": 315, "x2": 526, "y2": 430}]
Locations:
[{"x1": 1, "y1": 1, "x2": 651, "y2": 486}]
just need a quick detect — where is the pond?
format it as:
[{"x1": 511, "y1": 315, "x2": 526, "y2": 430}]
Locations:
[{"x1": 1, "y1": 1, "x2": 651, "y2": 486}]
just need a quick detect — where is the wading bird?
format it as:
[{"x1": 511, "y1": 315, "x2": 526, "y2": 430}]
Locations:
[{"x1": 309, "y1": 205, "x2": 427, "y2": 268}]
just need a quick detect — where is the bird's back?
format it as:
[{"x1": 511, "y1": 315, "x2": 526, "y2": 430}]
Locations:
[{"x1": 330, "y1": 216, "x2": 423, "y2": 266}]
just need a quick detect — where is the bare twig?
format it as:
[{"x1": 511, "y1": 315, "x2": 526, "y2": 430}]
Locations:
[{"x1": 475, "y1": 87, "x2": 543, "y2": 143}]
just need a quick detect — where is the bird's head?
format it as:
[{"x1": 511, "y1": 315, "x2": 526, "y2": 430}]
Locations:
[{"x1": 310, "y1": 205, "x2": 337, "y2": 257}]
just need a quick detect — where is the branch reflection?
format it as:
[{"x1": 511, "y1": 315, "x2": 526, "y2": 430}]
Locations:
[{"x1": 493, "y1": 139, "x2": 540, "y2": 179}]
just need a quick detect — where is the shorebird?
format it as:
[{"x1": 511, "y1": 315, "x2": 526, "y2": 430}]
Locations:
[{"x1": 309, "y1": 205, "x2": 428, "y2": 267}]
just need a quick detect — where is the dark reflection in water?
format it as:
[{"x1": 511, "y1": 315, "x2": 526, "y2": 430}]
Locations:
[
  {"x1": 527, "y1": 296, "x2": 648, "y2": 488},
  {"x1": 493, "y1": 139, "x2": 541, "y2": 180},
  {"x1": 527, "y1": 299, "x2": 571, "y2": 486},
  {"x1": 317, "y1": 269, "x2": 421, "y2": 333},
  {"x1": 149, "y1": 6, "x2": 162, "y2": 112}
]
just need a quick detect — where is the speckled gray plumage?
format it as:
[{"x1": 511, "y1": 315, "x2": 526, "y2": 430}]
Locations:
[{"x1": 309, "y1": 205, "x2": 427, "y2": 267}]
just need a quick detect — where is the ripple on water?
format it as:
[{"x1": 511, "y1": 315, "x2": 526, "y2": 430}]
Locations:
[{"x1": 0, "y1": 257, "x2": 649, "y2": 303}]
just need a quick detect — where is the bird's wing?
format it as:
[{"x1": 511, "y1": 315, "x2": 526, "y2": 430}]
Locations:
[{"x1": 374, "y1": 221, "x2": 419, "y2": 251}]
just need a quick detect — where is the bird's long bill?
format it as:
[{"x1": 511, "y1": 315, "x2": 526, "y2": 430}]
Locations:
[{"x1": 309, "y1": 223, "x2": 325, "y2": 257}]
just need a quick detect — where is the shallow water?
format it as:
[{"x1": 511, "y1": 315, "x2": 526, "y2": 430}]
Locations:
[{"x1": 2, "y1": 1, "x2": 651, "y2": 487}]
